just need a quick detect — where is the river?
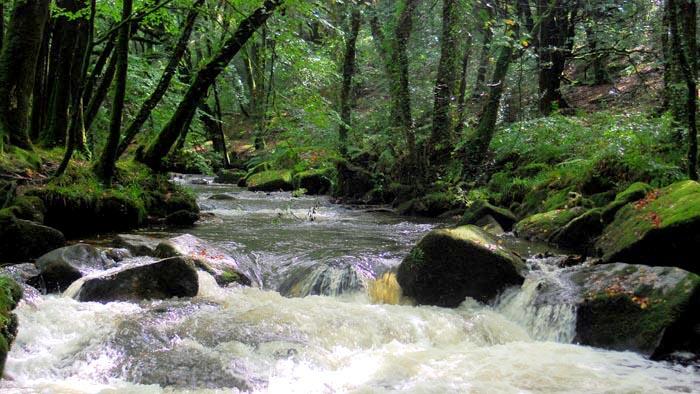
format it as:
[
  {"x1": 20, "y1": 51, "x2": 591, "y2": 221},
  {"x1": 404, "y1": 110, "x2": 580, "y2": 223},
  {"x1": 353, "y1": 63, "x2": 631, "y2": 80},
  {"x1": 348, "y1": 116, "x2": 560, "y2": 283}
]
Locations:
[{"x1": 1, "y1": 181, "x2": 698, "y2": 393}]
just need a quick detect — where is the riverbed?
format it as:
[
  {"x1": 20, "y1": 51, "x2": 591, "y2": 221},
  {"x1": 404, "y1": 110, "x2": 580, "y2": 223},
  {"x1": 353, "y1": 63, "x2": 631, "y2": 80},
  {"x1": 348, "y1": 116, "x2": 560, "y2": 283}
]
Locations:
[{"x1": 1, "y1": 181, "x2": 697, "y2": 393}]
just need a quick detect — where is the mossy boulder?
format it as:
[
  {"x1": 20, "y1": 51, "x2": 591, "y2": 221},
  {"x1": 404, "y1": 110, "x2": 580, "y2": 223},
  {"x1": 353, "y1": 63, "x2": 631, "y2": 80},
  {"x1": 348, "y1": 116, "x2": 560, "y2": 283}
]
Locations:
[
  {"x1": 569, "y1": 263, "x2": 700, "y2": 358},
  {"x1": 334, "y1": 160, "x2": 374, "y2": 200},
  {"x1": 397, "y1": 192, "x2": 463, "y2": 217},
  {"x1": 246, "y1": 170, "x2": 293, "y2": 192},
  {"x1": 29, "y1": 244, "x2": 114, "y2": 293},
  {"x1": 5, "y1": 195, "x2": 45, "y2": 223},
  {"x1": 601, "y1": 182, "x2": 654, "y2": 223},
  {"x1": 550, "y1": 208, "x2": 605, "y2": 253},
  {"x1": 0, "y1": 276, "x2": 22, "y2": 376},
  {"x1": 595, "y1": 180, "x2": 700, "y2": 273},
  {"x1": 514, "y1": 207, "x2": 585, "y2": 242},
  {"x1": 214, "y1": 169, "x2": 246, "y2": 184},
  {"x1": 155, "y1": 234, "x2": 252, "y2": 286},
  {"x1": 458, "y1": 200, "x2": 517, "y2": 231},
  {"x1": 75, "y1": 257, "x2": 199, "y2": 303},
  {"x1": 0, "y1": 212, "x2": 65, "y2": 263},
  {"x1": 292, "y1": 168, "x2": 334, "y2": 195},
  {"x1": 396, "y1": 225, "x2": 525, "y2": 307}
]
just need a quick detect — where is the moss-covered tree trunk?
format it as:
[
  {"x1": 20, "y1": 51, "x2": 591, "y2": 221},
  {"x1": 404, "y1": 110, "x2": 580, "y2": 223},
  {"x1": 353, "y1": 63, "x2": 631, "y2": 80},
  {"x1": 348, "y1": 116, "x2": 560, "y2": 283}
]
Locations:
[
  {"x1": 138, "y1": 0, "x2": 284, "y2": 170},
  {"x1": 391, "y1": 0, "x2": 420, "y2": 170},
  {"x1": 116, "y1": 0, "x2": 204, "y2": 158},
  {"x1": 93, "y1": 0, "x2": 132, "y2": 184},
  {"x1": 471, "y1": 6, "x2": 493, "y2": 100},
  {"x1": 0, "y1": 0, "x2": 51, "y2": 149},
  {"x1": 338, "y1": 7, "x2": 361, "y2": 157},
  {"x1": 0, "y1": 4, "x2": 4, "y2": 51},
  {"x1": 454, "y1": 33, "x2": 473, "y2": 136},
  {"x1": 429, "y1": 0, "x2": 459, "y2": 165},
  {"x1": 29, "y1": 22, "x2": 51, "y2": 142}
]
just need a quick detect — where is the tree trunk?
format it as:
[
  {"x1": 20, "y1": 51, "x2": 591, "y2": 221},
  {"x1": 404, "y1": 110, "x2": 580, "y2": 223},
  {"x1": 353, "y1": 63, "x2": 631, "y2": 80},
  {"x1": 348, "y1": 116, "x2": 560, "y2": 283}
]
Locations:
[
  {"x1": 455, "y1": 33, "x2": 473, "y2": 135},
  {"x1": 213, "y1": 81, "x2": 230, "y2": 167},
  {"x1": 29, "y1": 20, "x2": 51, "y2": 141},
  {"x1": 0, "y1": 4, "x2": 4, "y2": 51},
  {"x1": 669, "y1": 0, "x2": 698, "y2": 180},
  {"x1": 0, "y1": 0, "x2": 51, "y2": 149},
  {"x1": 84, "y1": 47, "x2": 118, "y2": 133},
  {"x1": 41, "y1": 0, "x2": 86, "y2": 148},
  {"x1": 429, "y1": 0, "x2": 459, "y2": 165},
  {"x1": 116, "y1": 0, "x2": 204, "y2": 158},
  {"x1": 338, "y1": 7, "x2": 361, "y2": 156},
  {"x1": 391, "y1": 0, "x2": 420, "y2": 168},
  {"x1": 94, "y1": 0, "x2": 132, "y2": 184},
  {"x1": 138, "y1": 0, "x2": 285, "y2": 170},
  {"x1": 472, "y1": 12, "x2": 493, "y2": 99}
]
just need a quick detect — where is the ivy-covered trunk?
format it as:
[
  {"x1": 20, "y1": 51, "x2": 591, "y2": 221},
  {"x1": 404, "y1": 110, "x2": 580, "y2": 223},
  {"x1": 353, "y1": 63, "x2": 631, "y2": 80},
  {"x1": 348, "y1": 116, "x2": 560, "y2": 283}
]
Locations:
[
  {"x1": 0, "y1": 0, "x2": 51, "y2": 149},
  {"x1": 138, "y1": 0, "x2": 285, "y2": 170},
  {"x1": 94, "y1": 0, "x2": 132, "y2": 184},
  {"x1": 338, "y1": 7, "x2": 361, "y2": 157},
  {"x1": 429, "y1": 0, "x2": 459, "y2": 166}
]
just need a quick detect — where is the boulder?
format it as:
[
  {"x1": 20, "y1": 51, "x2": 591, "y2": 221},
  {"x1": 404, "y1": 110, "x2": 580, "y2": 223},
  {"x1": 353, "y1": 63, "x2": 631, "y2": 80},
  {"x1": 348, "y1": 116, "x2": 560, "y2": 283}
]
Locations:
[
  {"x1": 292, "y1": 169, "x2": 334, "y2": 195},
  {"x1": 549, "y1": 208, "x2": 605, "y2": 253},
  {"x1": 569, "y1": 263, "x2": 699, "y2": 359},
  {"x1": 0, "y1": 276, "x2": 22, "y2": 376},
  {"x1": 514, "y1": 207, "x2": 585, "y2": 242},
  {"x1": 397, "y1": 192, "x2": 463, "y2": 217},
  {"x1": 601, "y1": 182, "x2": 653, "y2": 223},
  {"x1": 458, "y1": 200, "x2": 517, "y2": 231},
  {"x1": 113, "y1": 234, "x2": 163, "y2": 256},
  {"x1": 246, "y1": 170, "x2": 293, "y2": 192},
  {"x1": 334, "y1": 160, "x2": 374, "y2": 200},
  {"x1": 5, "y1": 195, "x2": 45, "y2": 223},
  {"x1": 165, "y1": 210, "x2": 199, "y2": 227},
  {"x1": 76, "y1": 257, "x2": 199, "y2": 303},
  {"x1": 595, "y1": 180, "x2": 700, "y2": 273},
  {"x1": 396, "y1": 225, "x2": 526, "y2": 307},
  {"x1": 29, "y1": 244, "x2": 114, "y2": 293},
  {"x1": 208, "y1": 193, "x2": 237, "y2": 201},
  {"x1": 0, "y1": 212, "x2": 65, "y2": 263},
  {"x1": 214, "y1": 169, "x2": 246, "y2": 184},
  {"x1": 155, "y1": 234, "x2": 252, "y2": 286}
]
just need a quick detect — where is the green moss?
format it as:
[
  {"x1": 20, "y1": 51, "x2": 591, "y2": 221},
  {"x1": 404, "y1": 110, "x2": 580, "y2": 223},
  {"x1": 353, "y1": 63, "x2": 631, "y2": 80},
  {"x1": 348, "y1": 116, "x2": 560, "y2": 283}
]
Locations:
[
  {"x1": 514, "y1": 207, "x2": 585, "y2": 241},
  {"x1": 247, "y1": 170, "x2": 294, "y2": 191}
]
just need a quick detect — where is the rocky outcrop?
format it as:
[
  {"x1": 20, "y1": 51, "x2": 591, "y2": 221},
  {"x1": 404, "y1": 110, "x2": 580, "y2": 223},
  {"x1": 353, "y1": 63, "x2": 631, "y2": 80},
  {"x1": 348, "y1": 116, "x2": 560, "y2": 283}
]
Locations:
[
  {"x1": 568, "y1": 263, "x2": 699, "y2": 359},
  {"x1": 76, "y1": 257, "x2": 199, "y2": 303},
  {"x1": 595, "y1": 180, "x2": 700, "y2": 273},
  {"x1": 458, "y1": 200, "x2": 517, "y2": 231},
  {"x1": 514, "y1": 207, "x2": 585, "y2": 242},
  {"x1": 292, "y1": 169, "x2": 334, "y2": 195},
  {"x1": 29, "y1": 244, "x2": 115, "y2": 293},
  {"x1": 246, "y1": 170, "x2": 293, "y2": 192},
  {"x1": 0, "y1": 276, "x2": 22, "y2": 377},
  {"x1": 155, "y1": 234, "x2": 253, "y2": 286},
  {"x1": 0, "y1": 211, "x2": 65, "y2": 263},
  {"x1": 396, "y1": 225, "x2": 525, "y2": 307}
]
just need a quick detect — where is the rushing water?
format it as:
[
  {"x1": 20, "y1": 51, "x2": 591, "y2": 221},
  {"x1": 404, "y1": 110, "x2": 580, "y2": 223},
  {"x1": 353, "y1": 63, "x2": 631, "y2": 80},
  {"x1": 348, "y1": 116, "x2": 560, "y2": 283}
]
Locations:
[{"x1": 2, "y1": 181, "x2": 698, "y2": 393}]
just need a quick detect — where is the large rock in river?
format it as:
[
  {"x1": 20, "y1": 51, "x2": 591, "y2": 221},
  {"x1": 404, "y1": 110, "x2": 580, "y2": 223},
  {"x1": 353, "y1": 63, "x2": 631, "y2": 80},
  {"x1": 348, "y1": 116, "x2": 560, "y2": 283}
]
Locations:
[
  {"x1": 458, "y1": 200, "x2": 517, "y2": 231},
  {"x1": 113, "y1": 234, "x2": 162, "y2": 256},
  {"x1": 568, "y1": 263, "x2": 700, "y2": 359},
  {"x1": 514, "y1": 207, "x2": 585, "y2": 242},
  {"x1": 76, "y1": 257, "x2": 199, "y2": 303},
  {"x1": 155, "y1": 234, "x2": 253, "y2": 286},
  {"x1": 396, "y1": 225, "x2": 526, "y2": 307},
  {"x1": 29, "y1": 244, "x2": 115, "y2": 293},
  {"x1": 0, "y1": 276, "x2": 22, "y2": 376},
  {"x1": 595, "y1": 180, "x2": 700, "y2": 273},
  {"x1": 246, "y1": 170, "x2": 293, "y2": 192},
  {"x1": 0, "y1": 212, "x2": 65, "y2": 263}
]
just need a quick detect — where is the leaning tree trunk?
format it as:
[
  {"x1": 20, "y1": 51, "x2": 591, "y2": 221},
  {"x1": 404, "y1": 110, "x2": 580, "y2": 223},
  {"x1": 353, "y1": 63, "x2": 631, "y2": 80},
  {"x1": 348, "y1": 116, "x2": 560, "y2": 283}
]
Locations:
[
  {"x1": 0, "y1": 0, "x2": 51, "y2": 149},
  {"x1": 116, "y1": 0, "x2": 205, "y2": 158},
  {"x1": 138, "y1": 0, "x2": 285, "y2": 170},
  {"x1": 94, "y1": 0, "x2": 132, "y2": 184},
  {"x1": 471, "y1": 14, "x2": 493, "y2": 99},
  {"x1": 338, "y1": 7, "x2": 361, "y2": 157},
  {"x1": 429, "y1": 0, "x2": 459, "y2": 166}
]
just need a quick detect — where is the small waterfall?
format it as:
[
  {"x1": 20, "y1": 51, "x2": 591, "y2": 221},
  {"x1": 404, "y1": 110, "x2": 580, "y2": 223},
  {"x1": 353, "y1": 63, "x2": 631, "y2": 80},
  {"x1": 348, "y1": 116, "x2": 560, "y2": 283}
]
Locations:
[
  {"x1": 496, "y1": 256, "x2": 578, "y2": 343},
  {"x1": 278, "y1": 263, "x2": 368, "y2": 297}
]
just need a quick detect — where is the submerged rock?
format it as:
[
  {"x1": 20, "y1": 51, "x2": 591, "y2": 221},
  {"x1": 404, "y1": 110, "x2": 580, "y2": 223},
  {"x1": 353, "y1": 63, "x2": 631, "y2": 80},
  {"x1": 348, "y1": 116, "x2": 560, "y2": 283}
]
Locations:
[
  {"x1": 0, "y1": 276, "x2": 22, "y2": 377},
  {"x1": 208, "y1": 193, "x2": 237, "y2": 201},
  {"x1": 165, "y1": 209, "x2": 199, "y2": 227},
  {"x1": 0, "y1": 212, "x2": 65, "y2": 263},
  {"x1": 113, "y1": 234, "x2": 163, "y2": 256},
  {"x1": 396, "y1": 225, "x2": 525, "y2": 307},
  {"x1": 246, "y1": 170, "x2": 293, "y2": 192},
  {"x1": 29, "y1": 244, "x2": 115, "y2": 293},
  {"x1": 155, "y1": 234, "x2": 252, "y2": 286},
  {"x1": 595, "y1": 180, "x2": 700, "y2": 273},
  {"x1": 459, "y1": 200, "x2": 517, "y2": 231},
  {"x1": 76, "y1": 257, "x2": 199, "y2": 303},
  {"x1": 568, "y1": 263, "x2": 700, "y2": 359}
]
